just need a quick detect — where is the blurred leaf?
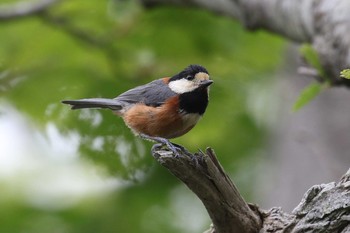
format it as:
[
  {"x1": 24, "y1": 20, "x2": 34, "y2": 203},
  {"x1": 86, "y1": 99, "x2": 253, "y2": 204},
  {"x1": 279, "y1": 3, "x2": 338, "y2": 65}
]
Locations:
[
  {"x1": 292, "y1": 82, "x2": 327, "y2": 112},
  {"x1": 340, "y1": 69, "x2": 350, "y2": 79},
  {"x1": 300, "y1": 44, "x2": 327, "y2": 80}
]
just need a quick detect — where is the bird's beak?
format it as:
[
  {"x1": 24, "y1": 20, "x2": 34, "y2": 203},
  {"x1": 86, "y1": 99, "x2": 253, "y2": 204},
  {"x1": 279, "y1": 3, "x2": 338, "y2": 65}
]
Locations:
[{"x1": 199, "y1": 80, "x2": 214, "y2": 88}]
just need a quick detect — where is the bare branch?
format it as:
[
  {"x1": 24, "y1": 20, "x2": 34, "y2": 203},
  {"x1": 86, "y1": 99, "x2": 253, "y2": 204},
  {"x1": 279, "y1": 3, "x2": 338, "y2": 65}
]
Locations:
[
  {"x1": 152, "y1": 147, "x2": 262, "y2": 233},
  {"x1": 152, "y1": 145, "x2": 350, "y2": 233},
  {"x1": 0, "y1": 0, "x2": 61, "y2": 20},
  {"x1": 141, "y1": 0, "x2": 313, "y2": 42}
]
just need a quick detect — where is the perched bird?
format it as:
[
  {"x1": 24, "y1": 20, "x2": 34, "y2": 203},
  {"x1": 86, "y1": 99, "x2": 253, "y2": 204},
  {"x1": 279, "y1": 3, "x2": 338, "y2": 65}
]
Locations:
[{"x1": 62, "y1": 64, "x2": 213, "y2": 155}]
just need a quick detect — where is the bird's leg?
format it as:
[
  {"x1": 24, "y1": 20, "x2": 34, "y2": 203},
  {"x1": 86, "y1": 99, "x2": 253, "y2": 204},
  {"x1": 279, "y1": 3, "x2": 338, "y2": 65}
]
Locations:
[
  {"x1": 139, "y1": 134, "x2": 183, "y2": 158},
  {"x1": 140, "y1": 134, "x2": 199, "y2": 165}
]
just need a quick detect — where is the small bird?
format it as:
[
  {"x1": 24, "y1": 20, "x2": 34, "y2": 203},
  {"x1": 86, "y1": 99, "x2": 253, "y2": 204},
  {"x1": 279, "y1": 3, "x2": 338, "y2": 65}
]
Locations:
[{"x1": 62, "y1": 64, "x2": 213, "y2": 155}]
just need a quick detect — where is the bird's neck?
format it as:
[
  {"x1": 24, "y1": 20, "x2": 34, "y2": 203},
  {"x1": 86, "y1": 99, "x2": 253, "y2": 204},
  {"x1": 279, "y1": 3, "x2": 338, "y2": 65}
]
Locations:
[{"x1": 178, "y1": 88, "x2": 209, "y2": 115}]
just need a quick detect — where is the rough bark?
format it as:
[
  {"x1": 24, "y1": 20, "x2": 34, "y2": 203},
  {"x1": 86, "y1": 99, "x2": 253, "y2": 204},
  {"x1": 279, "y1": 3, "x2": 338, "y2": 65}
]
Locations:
[
  {"x1": 152, "y1": 147, "x2": 262, "y2": 233},
  {"x1": 261, "y1": 171, "x2": 350, "y2": 232},
  {"x1": 141, "y1": 0, "x2": 350, "y2": 87},
  {"x1": 152, "y1": 146, "x2": 350, "y2": 233}
]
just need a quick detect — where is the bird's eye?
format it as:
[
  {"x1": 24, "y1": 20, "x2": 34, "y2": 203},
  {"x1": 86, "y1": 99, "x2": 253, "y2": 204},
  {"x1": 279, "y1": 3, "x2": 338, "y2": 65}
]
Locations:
[{"x1": 185, "y1": 75, "x2": 193, "y2": 80}]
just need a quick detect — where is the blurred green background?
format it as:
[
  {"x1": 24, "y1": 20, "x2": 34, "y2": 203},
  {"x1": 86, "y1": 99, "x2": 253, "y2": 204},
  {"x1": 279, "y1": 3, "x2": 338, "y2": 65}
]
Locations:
[{"x1": 0, "y1": 0, "x2": 285, "y2": 232}]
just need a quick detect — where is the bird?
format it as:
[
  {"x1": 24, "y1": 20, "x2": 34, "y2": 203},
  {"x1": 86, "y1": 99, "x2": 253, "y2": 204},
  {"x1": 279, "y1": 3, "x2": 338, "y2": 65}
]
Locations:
[{"x1": 62, "y1": 64, "x2": 213, "y2": 156}]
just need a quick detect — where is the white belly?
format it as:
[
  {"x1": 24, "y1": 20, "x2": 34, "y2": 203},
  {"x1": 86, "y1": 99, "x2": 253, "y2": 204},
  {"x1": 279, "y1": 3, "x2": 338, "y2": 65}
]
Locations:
[{"x1": 180, "y1": 113, "x2": 201, "y2": 130}]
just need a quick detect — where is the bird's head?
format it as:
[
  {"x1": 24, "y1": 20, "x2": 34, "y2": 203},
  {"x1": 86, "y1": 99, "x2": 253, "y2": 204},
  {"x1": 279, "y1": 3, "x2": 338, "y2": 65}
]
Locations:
[{"x1": 168, "y1": 65, "x2": 213, "y2": 94}]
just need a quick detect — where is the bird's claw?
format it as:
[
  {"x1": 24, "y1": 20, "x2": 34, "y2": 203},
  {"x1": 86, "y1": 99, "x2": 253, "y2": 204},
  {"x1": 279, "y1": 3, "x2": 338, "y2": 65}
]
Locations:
[
  {"x1": 151, "y1": 142, "x2": 184, "y2": 158},
  {"x1": 151, "y1": 142, "x2": 199, "y2": 167},
  {"x1": 141, "y1": 134, "x2": 196, "y2": 159}
]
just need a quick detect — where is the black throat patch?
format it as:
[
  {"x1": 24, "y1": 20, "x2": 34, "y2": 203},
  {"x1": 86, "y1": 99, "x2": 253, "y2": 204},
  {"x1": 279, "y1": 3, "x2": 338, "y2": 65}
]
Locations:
[{"x1": 179, "y1": 88, "x2": 209, "y2": 115}]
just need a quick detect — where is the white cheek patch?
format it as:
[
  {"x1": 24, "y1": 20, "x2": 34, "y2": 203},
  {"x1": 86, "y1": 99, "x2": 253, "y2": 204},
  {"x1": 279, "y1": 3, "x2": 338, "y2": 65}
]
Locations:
[{"x1": 168, "y1": 79, "x2": 197, "y2": 94}]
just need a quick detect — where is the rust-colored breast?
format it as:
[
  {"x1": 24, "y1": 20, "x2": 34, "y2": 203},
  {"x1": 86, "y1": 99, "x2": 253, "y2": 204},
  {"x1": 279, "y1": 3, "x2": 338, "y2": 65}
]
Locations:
[{"x1": 123, "y1": 96, "x2": 197, "y2": 139}]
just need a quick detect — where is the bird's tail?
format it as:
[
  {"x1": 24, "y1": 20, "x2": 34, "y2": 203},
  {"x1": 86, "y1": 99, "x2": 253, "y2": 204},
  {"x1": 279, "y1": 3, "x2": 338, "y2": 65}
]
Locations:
[{"x1": 62, "y1": 98, "x2": 123, "y2": 111}]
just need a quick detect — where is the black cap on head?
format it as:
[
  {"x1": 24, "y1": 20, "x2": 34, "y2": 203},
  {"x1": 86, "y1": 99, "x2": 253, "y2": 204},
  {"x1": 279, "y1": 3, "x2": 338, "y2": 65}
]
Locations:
[
  {"x1": 183, "y1": 64, "x2": 208, "y2": 75},
  {"x1": 170, "y1": 64, "x2": 208, "y2": 81}
]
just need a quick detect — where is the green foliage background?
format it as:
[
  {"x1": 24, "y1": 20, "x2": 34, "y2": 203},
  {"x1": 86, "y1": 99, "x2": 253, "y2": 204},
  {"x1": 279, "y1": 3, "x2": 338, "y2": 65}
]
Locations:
[{"x1": 0, "y1": 0, "x2": 285, "y2": 232}]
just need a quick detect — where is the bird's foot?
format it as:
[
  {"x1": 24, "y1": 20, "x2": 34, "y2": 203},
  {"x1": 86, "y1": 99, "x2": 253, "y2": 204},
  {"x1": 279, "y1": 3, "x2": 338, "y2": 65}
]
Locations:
[
  {"x1": 151, "y1": 142, "x2": 182, "y2": 158},
  {"x1": 140, "y1": 134, "x2": 191, "y2": 159}
]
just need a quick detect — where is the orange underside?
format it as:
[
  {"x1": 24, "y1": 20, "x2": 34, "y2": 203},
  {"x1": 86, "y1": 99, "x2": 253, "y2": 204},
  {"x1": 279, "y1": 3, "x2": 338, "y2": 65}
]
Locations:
[{"x1": 122, "y1": 96, "x2": 195, "y2": 139}]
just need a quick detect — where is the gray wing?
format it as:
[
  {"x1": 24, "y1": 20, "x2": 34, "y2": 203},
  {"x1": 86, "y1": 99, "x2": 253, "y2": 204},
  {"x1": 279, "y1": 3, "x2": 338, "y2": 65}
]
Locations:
[{"x1": 115, "y1": 79, "x2": 176, "y2": 107}]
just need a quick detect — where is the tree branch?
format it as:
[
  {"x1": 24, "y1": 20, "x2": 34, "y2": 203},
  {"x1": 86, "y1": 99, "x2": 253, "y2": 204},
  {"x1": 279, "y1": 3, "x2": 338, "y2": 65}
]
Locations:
[
  {"x1": 152, "y1": 147, "x2": 262, "y2": 233},
  {"x1": 140, "y1": 0, "x2": 350, "y2": 87},
  {"x1": 152, "y1": 146, "x2": 350, "y2": 233},
  {"x1": 0, "y1": 0, "x2": 60, "y2": 20}
]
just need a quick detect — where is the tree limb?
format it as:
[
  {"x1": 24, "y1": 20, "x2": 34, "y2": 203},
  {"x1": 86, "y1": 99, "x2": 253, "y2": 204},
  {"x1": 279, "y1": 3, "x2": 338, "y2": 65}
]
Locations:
[
  {"x1": 152, "y1": 147, "x2": 262, "y2": 233},
  {"x1": 152, "y1": 146, "x2": 350, "y2": 233},
  {"x1": 0, "y1": 0, "x2": 61, "y2": 20},
  {"x1": 140, "y1": 0, "x2": 350, "y2": 87}
]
